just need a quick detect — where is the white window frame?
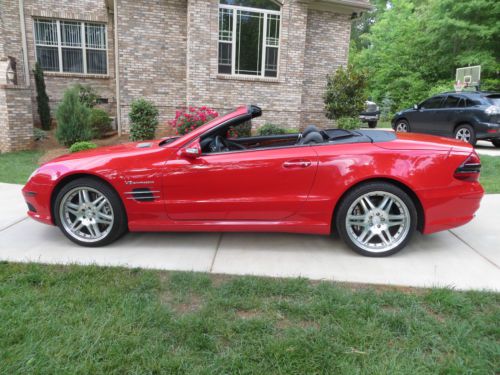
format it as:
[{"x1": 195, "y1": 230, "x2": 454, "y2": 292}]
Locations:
[
  {"x1": 34, "y1": 18, "x2": 108, "y2": 76},
  {"x1": 218, "y1": 3, "x2": 281, "y2": 78}
]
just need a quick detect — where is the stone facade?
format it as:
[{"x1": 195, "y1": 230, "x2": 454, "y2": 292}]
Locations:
[
  {"x1": 0, "y1": 85, "x2": 34, "y2": 153},
  {"x1": 1, "y1": 0, "x2": 368, "y2": 152}
]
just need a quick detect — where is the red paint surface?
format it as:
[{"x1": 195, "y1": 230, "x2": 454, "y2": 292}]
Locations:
[{"x1": 23, "y1": 106, "x2": 483, "y2": 236}]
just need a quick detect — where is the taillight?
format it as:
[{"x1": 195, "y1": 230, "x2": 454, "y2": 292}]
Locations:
[{"x1": 454, "y1": 153, "x2": 481, "y2": 182}]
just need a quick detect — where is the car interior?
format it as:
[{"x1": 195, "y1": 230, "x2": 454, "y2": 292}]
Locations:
[{"x1": 199, "y1": 116, "x2": 394, "y2": 154}]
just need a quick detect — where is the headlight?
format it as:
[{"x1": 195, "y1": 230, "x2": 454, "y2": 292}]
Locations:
[
  {"x1": 28, "y1": 168, "x2": 40, "y2": 181},
  {"x1": 485, "y1": 105, "x2": 500, "y2": 115}
]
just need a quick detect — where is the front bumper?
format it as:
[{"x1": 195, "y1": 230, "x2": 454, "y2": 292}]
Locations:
[
  {"x1": 22, "y1": 181, "x2": 55, "y2": 225},
  {"x1": 359, "y1": 112, "x2": 380, "y2": 122}
]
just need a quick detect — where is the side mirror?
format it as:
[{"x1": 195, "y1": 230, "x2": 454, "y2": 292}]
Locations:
[
  {"x1": 413, "y1": 104, "x2": 419, "y2": 110},
  {"x1": 179, "y1": 142, "x2": 201, "y2": 159}
]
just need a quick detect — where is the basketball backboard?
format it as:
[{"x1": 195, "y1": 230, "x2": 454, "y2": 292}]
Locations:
[{"x1": 456, "y1": 65, "x2": 481, "y2": 89}]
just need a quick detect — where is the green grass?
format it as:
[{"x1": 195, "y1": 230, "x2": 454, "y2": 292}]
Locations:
[
  {"x1": 1, "y1": 263, "x2": 498, "y2": 374},
  {"x1": 0, "y1": 150, "x2": 42, "y2": 184},
  {"x1": 480, "y1": 155, "x2": 500, "y2": 194}
]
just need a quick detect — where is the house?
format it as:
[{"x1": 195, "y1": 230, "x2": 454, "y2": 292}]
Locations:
[{"x1": 0, "y1": 0, "x2": 370, "y2": 152}]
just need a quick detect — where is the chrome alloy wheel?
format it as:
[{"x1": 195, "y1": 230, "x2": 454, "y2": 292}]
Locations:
[
  {"x1": 59, "y1": 187, "x2": 114, "y2": 243},
  {"x1": 455, "y1": 128, "x2": 471, "y2": 142},
  {"x1": 345, "y1": 191, "x2": 411, "y2": 253},
  {"x1": 395, "y1": 122, "x2": 408, "y2": 132}
]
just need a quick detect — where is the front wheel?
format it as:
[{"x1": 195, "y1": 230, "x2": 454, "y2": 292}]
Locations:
[
  {"x1": 54, "y1": 177, "x2": 128, "y2": 247},
  {"x1": 454, "y1": 124, "x2": 476, "y2": 146},
  {"x1": 492, "y1": 139, "x2": 500, "y2": 148},
  {"x1": 335, "y1": 182, "x2": 417, "y2": 257}
]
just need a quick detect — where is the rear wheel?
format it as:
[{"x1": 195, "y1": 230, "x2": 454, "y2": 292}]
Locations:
[
  {"x1": 335, "y1": 182, "x2": 417, "y2": 257},
  {"x1": 454, "y1": 124, "x2": 476, "y2": 146},
  {"x1": 54, "y1": 177, "x2": 127, "y2": 247},
  {"x1": 492, "y1": 139, "x2": 500, "y2": 148},
  {"x1": 395, "y1": 120, "x2": 409, "y2": 132},
  {"x1": 368, "y1": 121, "x2": 378, "y2": 128}
]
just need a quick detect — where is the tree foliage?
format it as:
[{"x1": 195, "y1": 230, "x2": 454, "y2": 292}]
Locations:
[
  {"x1": 33, "y1": 63, "x2": 51, "y2": 130},
  {"x1": 350, "y1": 0, "x2": 500, "y2": 114},
  {"x1": 55, "y1": 87, "x2": 92, "y2": 147},
  {"x1": 324, "y1": 65, "x2": 367, "y2": 120}
]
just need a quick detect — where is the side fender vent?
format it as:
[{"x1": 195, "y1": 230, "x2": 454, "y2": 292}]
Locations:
[{"x1": 125, "y1": 188, "x2": 160, "y2": 202}]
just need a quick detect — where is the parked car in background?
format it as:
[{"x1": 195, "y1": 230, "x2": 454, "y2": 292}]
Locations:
[
  {"x1": 392, "y1": 91, "x2": 500, "y2": 147},
  {"x1": 23, "y1": 105, "x2": 483, "y2": 257},
  {"x1": 359, "y1": 100, "x2": 380, "y2": 128}
]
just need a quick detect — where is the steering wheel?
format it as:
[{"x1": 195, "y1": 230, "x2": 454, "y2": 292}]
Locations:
[{"x1": 214, "y1": 135, "x2": 228, "y2": 152}]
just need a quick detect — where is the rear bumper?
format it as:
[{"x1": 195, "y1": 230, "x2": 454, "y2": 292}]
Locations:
[
  {"x1": 419, "y1": 182, "x2": 484, "y2": 234},
  {"x1": 476, "y1": 122, "x2": 500, "y2": 140}
]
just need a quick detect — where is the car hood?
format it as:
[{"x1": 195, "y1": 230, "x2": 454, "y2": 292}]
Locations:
[
  {"x1": 377, "y1": 132, "x2": 474, "y2": 152},
  {"x1": 47, "y1": 141, "x2": 162, "y2": 164}
]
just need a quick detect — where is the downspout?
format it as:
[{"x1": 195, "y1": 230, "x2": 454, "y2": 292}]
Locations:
[
  {"x1": 113, "y1": 0, "x2": 122, "y2": 135},
  {"x1": 19, "y1": 0, "x2": 30, "y2": 86}
]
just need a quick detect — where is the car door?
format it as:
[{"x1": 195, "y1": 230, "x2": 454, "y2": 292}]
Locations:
[
  {"x1": 163, "y1": 145, "x2": 318, "y2": 221},
  {"x1": 413, "y1": 96, "x2": 445, "y2": 134},
  {"x1": 437, "y1": 95, "x2": 462, "y2": 136}
]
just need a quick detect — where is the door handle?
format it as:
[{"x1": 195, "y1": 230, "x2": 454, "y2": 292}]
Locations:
[{"x1": 283, "y1": 159, "x2": 312, "y2": 168}]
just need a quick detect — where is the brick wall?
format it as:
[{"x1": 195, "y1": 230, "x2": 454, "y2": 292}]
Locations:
[
  {"x1": 0, "y1": 85, "x2": 34, "y2": 153},
  {"x1": 301, "y1": 9, "x2": 352, "y2": 128},
  {"x1": 116, "y1": 0, "x2": 188, "y2": 132},
  {"x1": 23, "y1": 0, "x2": 116, "y2": 123}
]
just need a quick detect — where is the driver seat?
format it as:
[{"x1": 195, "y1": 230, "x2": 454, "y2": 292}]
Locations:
[{"x1": 297, "y1": 125, "x2": 324, "y2": 145}]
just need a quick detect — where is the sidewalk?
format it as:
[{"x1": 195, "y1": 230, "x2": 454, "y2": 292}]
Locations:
[{"x1": 0, "y1": 183, "x2": 499, "y2": 291}]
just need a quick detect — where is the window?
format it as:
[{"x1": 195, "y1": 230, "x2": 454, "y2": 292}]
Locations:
[
  {"x1": 420, "y1": 96, "x2": 444, "y2": 109},
  {"x1": 443, "y1": 95, "x2": 461, "y2": 108},
  {"x1": 218, "y1": 0, "x2": 280, "y2": 78},
  {"x1": 34, "y1": 19, "x2": 107, "y2": 75}
]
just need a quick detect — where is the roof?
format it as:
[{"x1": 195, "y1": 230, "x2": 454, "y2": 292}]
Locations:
[{"x1": 305, "y1": 0, "x2": 373, "y2": 12}]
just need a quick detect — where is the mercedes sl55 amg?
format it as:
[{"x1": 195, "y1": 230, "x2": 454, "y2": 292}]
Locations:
[{"x1": 23, "y1": 105, "x2": 484, "y2": 257}]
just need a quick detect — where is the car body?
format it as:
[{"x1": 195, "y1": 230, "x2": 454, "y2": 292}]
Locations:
[
  {"x1": 392, "y1": 91, "x2": 500, "y2": 146},
  {"x1": 359, "y1": 100, "x2": 380, "y2": 128},
  {"x1": 23, "y1": 105, "x2": 484, "y2": 256}
]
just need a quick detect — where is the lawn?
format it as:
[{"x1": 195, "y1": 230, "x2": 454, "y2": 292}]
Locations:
[
  {"x1": 0, "y1": 150, "x2": 42, "y2": 184},
  {"x1": 0, "y1": 262, "x2": 498, "y2": 374},
  {"x1": 479, "y1": 155, "x2": 500, "y2": 194}
]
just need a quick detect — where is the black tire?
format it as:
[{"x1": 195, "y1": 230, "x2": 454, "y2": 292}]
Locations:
[
  {"x1": 368, "y1": 121, "x2": 378, "y2": 129},
  {"x1": 335, "y1": 182, "x2": 417, "y2": 257},
  {"x1": 454, "y1": 124, "x2": 476, "y2": 146},
  {"x1": 54, "y1": 177, "x2": 128, "y2": 247},
  {"x1": 491, "y1": 140, "x2": 500, "y2": 148},
  {"x1": 394, "y1": 119, "x2": 410, "y2": 133}
]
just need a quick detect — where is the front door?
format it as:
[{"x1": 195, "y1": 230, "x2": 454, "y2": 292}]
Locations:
[
  {"x1": 163, "y1": 146, "x2": 318, "y2": 221},
  {"x1": 413, "y1": 95, "x2": 445, "y2": 134}
]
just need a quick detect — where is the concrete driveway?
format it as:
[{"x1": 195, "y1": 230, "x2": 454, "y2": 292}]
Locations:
[
  {"x1": 476, "y1": 140, "x2": 500, "y2": 156},
  {"x1": 1, "y1": 183, "x2": 499, "y2": 291}
]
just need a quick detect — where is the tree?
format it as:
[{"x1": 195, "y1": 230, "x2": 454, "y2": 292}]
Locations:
[
  {"x1": 350, "y1": 0, "x2": 500, "y2": 110},
  {"x1": 324, "y1": 65, "x2": 367, "y2": 120},
  {"x1": 55, "y1": 86, "x2": 92, "y2": 147},
  {"x1": 33, "y1": 62, "x2": 51, "y2": 130}
]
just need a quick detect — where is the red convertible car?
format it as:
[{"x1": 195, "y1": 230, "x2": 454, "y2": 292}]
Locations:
[{"x1": 23, "y1": 105, "x2": 484, "y2": 257}]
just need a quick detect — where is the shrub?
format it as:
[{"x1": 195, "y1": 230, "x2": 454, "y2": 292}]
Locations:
[
  {"x1": 324, "y1": 65, "x2": 367, "y2": 120},
  {"x1": 337, "y1": 117, "x2": 361, "y2": 130},
  {"x1": 89, "y1": 108, "x2": 113, "y2": 138},
  {"x1": 75, "y1": 84, "x2": 99, "y2": 108},
  {"x1": 33, "y1": 62, "x2": 51, "y2": 130},
  {"x1": 129, "y1": 99, "x2": 159, "y2": 141},
  {"x1": 33, "y1": 127, "x2": 48, "y2": 141},
  {"x1": 258, "y1": 123, "x2": 287, "y2": 136},
  {"x1": 170, "y1": 106, "x2": 219, "y2": 136},
  {"x1": 55, "y1": 86, "x2": 92, "y2": 147},
  {"x1": 69, "y1": 141, "x2": 97, "y2": 153}
]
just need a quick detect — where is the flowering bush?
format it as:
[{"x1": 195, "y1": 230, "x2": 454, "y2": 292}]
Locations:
[{"x1": 170, "y1": 106, "x2": 219, "y2": 135}]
